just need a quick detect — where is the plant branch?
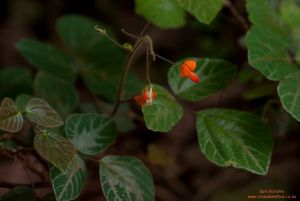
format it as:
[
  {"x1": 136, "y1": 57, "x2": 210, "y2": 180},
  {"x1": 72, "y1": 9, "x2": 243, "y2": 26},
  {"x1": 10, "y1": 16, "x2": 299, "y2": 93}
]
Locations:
[
  {"x1": 110, "y1": 38, "x2": 146, "y2": 116},
  {"x1": 224, "y1": 0, "x2": 250, "y2": 31}
]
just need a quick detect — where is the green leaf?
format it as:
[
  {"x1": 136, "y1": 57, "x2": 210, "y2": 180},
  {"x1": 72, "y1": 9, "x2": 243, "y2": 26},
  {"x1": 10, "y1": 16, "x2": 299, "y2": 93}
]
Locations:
[
  {"x1": 25, "y1": 98, "x2": 63, "y2": 128},
  {"x1": 56, "y1": 15, "x2": 124, "y2": 69},
  {"x1": 0, "y1": 98, "x2": 23, "y2": 132},
  {"x1": 168, "y1": 58, "x2": 236, "y2": 101},
  {"x1": 83, "y1": 68, "x2": 143, "y2": 102},
  {"x1": 16, "y1": 39, "x2": 76, "y2": 82},
  {"x1": 280, "y1": 0, "x2": 300, "y2": 44},
  {"x1": 0, "y1": 67, "x2": 32, "y2": 99},
  {"x1": 278, "y1": 72, "x2": 300, "y2": 122},
  {"x1": 0, "y1": 187, "x2": 35, "y2": 201},
  {"x1": 100, "y1": 155, "x2": 155, "y2": 201},
  {"x1": 196, "y1": 109, "x2": 273, "y2": 175},
  {"x1": 50, "y1": 155, "x2": 87, "y2": 201},
  {"x1": 177, "y1": 0, "x2": 223, "y2": 25},
  {"x1": 34, "y1": 72, "x2": 79, "y2": 118},
  {"x1": 142, "y1": 84, "x2": 183, "y2": 132},
  {"x1": 246, "y1": 0, "x2": 287, "y2": 35},
  {"x1": 65, "y1": 113, "x2": 116, "y2": 155},
  {"x1": 135, "y1": 0, "x2": 186, "y2": 29},
  {"x1": 34, "y1": 129, "x2": 76, "y2": 171},
  {"x1": 15, "y1": 94, "x2": 32, "y2": 112},
  {"x1": 280, "y1": 0, "x2": 300, "y2": 29},
  {"x1": 245, "y1": 26, "x2": 299, "y2": 81}
]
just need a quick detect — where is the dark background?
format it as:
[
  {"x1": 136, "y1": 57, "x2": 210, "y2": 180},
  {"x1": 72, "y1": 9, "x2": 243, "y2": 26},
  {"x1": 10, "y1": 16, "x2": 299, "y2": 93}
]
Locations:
[{"x1": 0, "y1": 0, "x2": 299, "y2": 200}]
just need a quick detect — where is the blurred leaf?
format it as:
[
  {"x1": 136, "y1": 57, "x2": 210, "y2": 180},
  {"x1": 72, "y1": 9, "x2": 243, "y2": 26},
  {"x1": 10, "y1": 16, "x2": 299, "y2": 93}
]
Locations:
[
  {"x1": 15, "y1": 94, "x2": 32, "y2": 112},
  {"x1": 113, "y1": 104, "x2": 136, "y2": 133},
  {"x1": 237, "y1": 67, "x2": 262, "y2": 84},
  {"x1": 280, "y1": 0, "x2": 300, "y2": 29},
  {"x1": 50, "y1": 155, "x2": 87, "y2": 201},
  {"x1": 83, "y1": 68, "x2": 142, "y2": 102},
  {"x1": 34, "y1": 129, "x2": 76, "y2": 171},
  {"x1": 278, "y1": 72, "x2": 300, "y2": 122},
  {"x1": 56, "y1": 15, "x2": 124, "y2": 69},
  {"x1": 135, "y1": 0, "x2": 186, "y2": 29},
  {"x1": 280, "y1": 0, "x2": 300, "y2": 43},
  {"x1": 0, "y1": 187, "x2": 35, "y2": 201},
  {"x1": 147, "y1": 144, "x2": 174, "y2": 166},
  {"x1": 168, "y1": 58, "x2": 236, "y2": 101},
  {"x1": 245, "y1": 26, "x2": 299, "y2": 81},
  {"x1": 79, "y1": 101, "x2": 98, "y2": 113},
  {"x1": 196, "y1": 109, "x2": 273, "y2": 175},
  {"x1": 25, "y1": 98, "x2": 64, "y2": 128},
  {"x1": 42, "y1": 193, "x2": 56, "y2": 201},
  {"x1": 243, "y1": 83, "x2": 276, "y2": 100},
  {"x1": 247, "y1": 0, "x2": 286, "y2": 35},
  {"x1": 100, "y1": 155, "x2": 155, "y2": 201},
  {"x1": 16, "y1": 39, "x2": 76, "y2": 82},
  {"x1": 142, "y1": 84, "x2": 183, "y2": 132},
  {"x1": 34, "y1": 72, "x2": 79, "y2": 119},
  {"x1": 0, "y1": 140, "x2": 19, "y2": 152},
  {"x1": 0, "y1": 98, "x2": 23, "y2": 132},
  {"x1": 178, "y1": 0, "x2": 223, "y2": 25},
  {"x1": 0, "y1": 67, "x2": 32, "y2": 99},
  {"x1": 65, "y1": 113, "x2": 116, "y2": 155}
]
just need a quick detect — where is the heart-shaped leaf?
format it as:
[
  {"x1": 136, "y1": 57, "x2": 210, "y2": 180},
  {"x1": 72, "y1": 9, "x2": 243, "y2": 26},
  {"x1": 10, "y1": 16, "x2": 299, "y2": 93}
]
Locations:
[
  {"x1": 65, "y1": 113, "x2": 117, "y2": 155},
  {"x1": 50, "y1": 155, "x2": 87, "y2": 201},
  {"x1": 34, "y1": 129, "x2": 76, "y2": 171},
  {"x1": 142, "y1": 84, "x2": 183, "y2": 132},
  {"x1": 25, "y1": 98, "x2": 63, "y2": 128},
  {"x1": 278, "y1": 72, "x2": 300, "y2": 122},
  {"x1": 196, "y1": 108, "x2": 273, "y2": 175},
  {"x1": 0, "y1": 98, "x2": 23, "y2": 132},
  {"x1": 168, "y1": 58, "x2": 236, "y2": 101},
  {"x1": 100, "y1": 155, "x2": 155, "y2": 201}
]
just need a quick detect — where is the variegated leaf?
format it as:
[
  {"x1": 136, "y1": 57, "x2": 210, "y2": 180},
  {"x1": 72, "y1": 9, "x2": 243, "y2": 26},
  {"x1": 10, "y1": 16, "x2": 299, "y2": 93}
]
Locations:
[
  {"x1": 25, "y1": 98, "x2": 63, "y2": 128},
  {"x1": 34, "y1": 129, "x2": 76, "y2": 171},
  {"x1": 0, "y1": 98, "x2": 23, "y2": 132}
]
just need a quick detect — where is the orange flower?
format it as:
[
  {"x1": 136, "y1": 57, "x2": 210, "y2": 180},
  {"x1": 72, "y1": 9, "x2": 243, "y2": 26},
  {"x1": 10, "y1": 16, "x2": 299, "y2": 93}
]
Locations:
[
  {"x1": 180, "y1": 59, "x2": 200, "y2": 83},
  {"x1": 134, "y1": 86, "x2": 157, "y2": 106}
]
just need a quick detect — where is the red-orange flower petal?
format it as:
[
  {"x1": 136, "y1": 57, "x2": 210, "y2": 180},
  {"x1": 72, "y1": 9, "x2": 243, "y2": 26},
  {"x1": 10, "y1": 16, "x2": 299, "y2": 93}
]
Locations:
[
  {"x1": 143, "y1": 89, "x2": 157, "y2": 100},
  {"x1": 189, "y1": 72, "x2": 200, "y2": 83},
  {"x1": 134, "y1": 95, "x2": 146, "y2": 106},
  {"x1": 184, "y1": 59, "x2": 197, "y2": 71},
  {"x1": 180, "y1": 65, "x2": 192, "y2": 77}
]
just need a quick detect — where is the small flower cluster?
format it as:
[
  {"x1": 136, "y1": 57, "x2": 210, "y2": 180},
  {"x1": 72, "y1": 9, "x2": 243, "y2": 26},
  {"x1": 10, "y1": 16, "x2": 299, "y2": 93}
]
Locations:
[{"x1": 135, "y1": 59, "x2": 200, "y2": 106}]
